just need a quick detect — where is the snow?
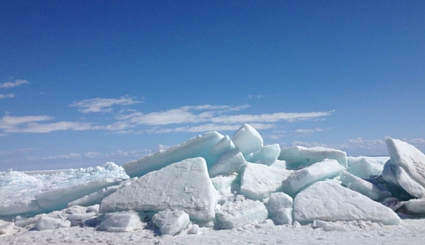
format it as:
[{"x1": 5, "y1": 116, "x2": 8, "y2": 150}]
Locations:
[
  {"x1": 383, "y1": 138, "x2": 425, "y2": 198},
  {"x1": 248, "y1": 144, "x2": 281, "y2": 165},
  {"x1": 240, "y1": 163, "x2": 292, "y2": 200},
  {"x1": 340, "y1": 171, "x2": 382, "y2": 200},
  {"x1": 35, "y1": 217, "x2": 71, "y2": 231},
  {"x1": 123, "y1": 131, "x2": 224, "y2": 178},
  {"x1": 100, "y1": 157, "x2": 218, "y2": 223},
  {"x1": 279, "y1": 146, "x2": 348, "y2": 169},
  {"x1": 281, "y1": 159, "x2": 345, "y2": 196},
  {"x1": 293, "y1": 180, "x2": 401, "y2": 225},
  {"x1": 152, "y1": 210, "x2": 190, "y2": 235},
  {"x1": 231, "y1": 123, "x2": 263, "y2": 155},
  {"x1": 96, "y1": 211, "x2": 143, "y2": 232},
  {"x1": 215, "y1": 195, "x2": 268, "y2": 229},
  {"x1": 347, "y1": 156, "x2": 389, "y2": 179}
]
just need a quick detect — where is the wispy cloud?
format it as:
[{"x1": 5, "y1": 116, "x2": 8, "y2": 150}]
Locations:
[
  {"x1": 27, "y1": 153, "x2": 81, "y2": 161},
  {"x1": 71, "y1": 95, "x2": 142, "y2": 113},
  {"x1": 294, "y1": 127, "x2": 328, "y2": 134},
  {"x1": 0, "y1": 94, "x2": 15, "y2": 99},
  {"x1": 0, "y1": 79, "x2": 29, "y2": 89},
  {"x1": 248, "y1": 94, "x2": 264, "y2": 99},
  {"x1": 0, "y1": 115, "x2": 92, "y2": 133}
]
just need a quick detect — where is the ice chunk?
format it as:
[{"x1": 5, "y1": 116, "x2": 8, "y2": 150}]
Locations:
[
  {"x1": 211, "y1": 174, "x2": 238, "y2": 192},
  {"x1": 274, "y1": 208, "x2": 293, "y2": 225},
  {"x1": 0, "y1": 221, "x2": 16, "y2": 236},
  {"x1": 347, "y1": 156, "x2": 389, "y2": 179},
  {"x1": 100, "y1": 158, "x2": 218, "y2": 223},
  {"x1": 269, "y1": 160, "x2": 287, "y2": 169},
  {"x1": 123, "y1": 131, "x2": 224, "y2": 178},
  {"x1": 293, "y1": 180, "x2": 401, "y2": 225},
  {"x1": 96, "y1": 211, "x2": 143, "y2": 232},
  {"x1": 403, "y1": 198, "x2": 425, "y2": 215},
  {"x1": 248, "y1": 144, "x2": 281, "y2": 165},
  {"x1": 209, "y1": 149, "x2": 246, "y2": 177},
  {"x1": 35, "y1": 178, "x2": 120, "y2": 212},
  {"x1": 279, "y1": 146, "x2": 347, "y2": 169},
  {"x1": 281, "y1": 159, "x2": 345, "y2": 196},
  {"x1": 188, "y1": 224, "x2": 199, "y2": 234},
  {"x1": 232, "y1": 123, "x2": 263, "y2": 155},
  {"x1": 35, "y1": 216, "x2": 71, "y2": 231},
  {"x1": 210, "y1": 135, "x2": 235, "y2": 156},
  {"x1": 152, "y1": 210, "x2": 190, "y2": 236},
  {"x1": 340, "y1": 171, "x2": 381, "y2": 200},
  {"x1": 67, "y1": 212, "x2": 98, "y2": 227},
  {"x1": 383, "y1": 138, "x2": 425, "y2": 198},
  {"x1": 240, "y1": 163, "x2": 292, "y2": 200},
  {"x1": 215, "y1": 195, "x2": 268, "y2": 229},
  {"x1": 265, "y1": 192, "x2": 293, "y2": 217}
]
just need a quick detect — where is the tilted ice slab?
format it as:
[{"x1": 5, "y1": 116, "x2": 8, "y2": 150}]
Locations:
[
  {"x1": 281, "y1": 159, "x2": 345, "y2": 196},
  {"x1": 123, "y1": 131, "x2": 224, "y2": 178},
  {"x1": 347, "y1": 156, "x2": 389, "y2": 179},
  {"x1": 210, "y1": 135, "x2": 235, "y2": 156},
  {"x1": 0, "y1": 162, "x2": 128, "y2": 216},
  {"x1": 382, "y1": 138, "x2": 425, "y2": 198},
  {"x1": 279, "y1": 146, "x2": 347, "y2": 169},
  {"x1": 248, "y1": 144, "x2": 281, "y2": 165},
  {"x1": 232, "y1": 123, "x2": 263, "y2": 156},
  {"x1": 36, "y1": 178, "x2": 121, "y2": 212},
  {"x1": 293, "y1": 180, "x2": 401, "y2": 225},
  {"x1": 215, "y1": 195, "x2": 268, "y2": 229},
  {"x1": 100, "y1": 158, "x2": 218, "y2": 223},
  {"x1": 240, "y1": 163, "x2": 292, "y2": 200},
  {"x1": 340, "y1": 171, "x2": 381, "y2": 200},
  {"x1": 209, "y1": 149, "x2": 247, "y2": 177}
]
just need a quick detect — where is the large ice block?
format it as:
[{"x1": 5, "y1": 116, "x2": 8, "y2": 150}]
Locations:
[
  {"x1": 383, "y1": 138, "x2": 425, "y2": 198},
  {"x1": 210, "y1": 135, "x2": 235, "y2": 156},
  {"x1": 100, "y1": 158, "x2": 218, "y2": 223},
  {"x1": 279, "y1": 146, "x2": 347, "y2": 169},
  {"x1": 347, "y1": 156, "x2": 388, "y2": 179},
  {"x1": 208, "y1": 149, "x2": 246, "y2": 177},
  {"x1": 123, "y1": 131, "x2": 224, "y2": 177},
  {"x1": 96, "y1": 211, "x2": 143, "y2": 232},
  {"x1": 248, "y1": 144, "x2": 281, "y2": 165},
  {"x1": 240, "y1": 163, "x2": 292, "y2": 200},
  {"x1": 281, "y1": 159, "x2": 345, "y2": 196},
  {"x1": 152, "y1": 210, "x2": 190, "y2": 236},
  {"x1": 340, "y1": 171, "x2": 381, "y2": 200},
  {"x1": 293, "y1": 180, "x2": 401, "y2": 225},
  {"x1": 232, "y1": 123, "x2": 263, "y2": 155}
]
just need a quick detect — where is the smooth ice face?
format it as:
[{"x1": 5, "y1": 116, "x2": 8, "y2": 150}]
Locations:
[
  {"x1": 215, "y1": 195, "x2": 268, "y2": 229},
  {"x1": 248, "y1": 144, "x2": 281, "y2": 165},
  {"x1": 232, "y1": 123, "x2": 263, "y2": 156},
  {"x1": 208, "y1": 149, "x2": 246, "y2": 177},
  {"x1": 347, "y1": 156, "x2": 388, "y2": 179},
  {"x1": 100, "y1": 157, "x2": 218, "y2": 223},
  {"x1": 383, "y1": 138, "x2": 425, "y2": 198},
  {"x1": 281, "y1": 159, "x2": 345, "y2": 196},
  {"x1": 293, "y1": 180, "x2": 401, "y2": 225},
  {"x1": 240, "y1": 163, "x2": 292, "y2": 200},
  {"x1": 279, "y1": 146, "x2": 347, "y2": 169},
  {"x1": 96, "y1": 211, "x2": 143, "y2": 232},
  {"x1": 210, "y1": 135, "x2": 235, "y2": 156},
  {"x1": 123, "y1": 131, "x2": 224, "y2": 178},
  {"x1": 265, "y1": 192, "x2": 293, "y2": 218},
  {"x1": 340, "y1": 171, "x2": 381, "y2": 200},
  {"x1": 35, "y1": 178, "x2": 121, "y2": 212},
  {"x1": 152, "y1": 210, "x2": 190, "y2": 236}
]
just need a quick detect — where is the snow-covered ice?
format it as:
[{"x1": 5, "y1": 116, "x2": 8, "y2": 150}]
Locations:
[
  {"x1": 100, "y1": 157, "x2": 218, "y2": 223},
  {"x1": 279, "y1": 146, "x2": 347, "y2": 169},
  {"x1": 347, "y1": 156, "x2": 389, "y2": 179},
  {"x1": 152, "y1": 210, "x2": 190, "y2": 235},
  {"x1": 231, "y1": 123, "x2": 263, "y2": 155},
  {"x1": 293, "y1": 180, "x2": 401, "y2": 225},
  {"x1": 240, "y1": 163, "x2": 292, "y2": 200},
  {"x1": 340, "y1": 171, "x2": 382, "y2": 200},
  {"x1": 96, "y1": 211, "x2": 143, "y2": 232}
]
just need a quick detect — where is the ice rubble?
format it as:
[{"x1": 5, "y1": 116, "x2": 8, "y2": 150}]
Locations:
[{"x1": 2, "y1": 123, "x2": 425, "y2": 238}]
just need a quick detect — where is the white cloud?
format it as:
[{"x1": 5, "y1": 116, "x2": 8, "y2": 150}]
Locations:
[
  {"x1": 0, "y1": 94, "x2": 14, "y2": 99},
  {"x1": 0, "y1": 79, "x2": 29, "y2": 89},
  {"x1": 294, "y1": 127, "x2": 328, "y2": 134},
  {"x1": 148, "y1": 123, "x2": 276, "y2": 134},
  {"x1": 27, "y1": 153, "x2": 81, "y2": 161},
  {"x1": 211, "y1": 111, "x2": 334, "y2": 124},
  {"x1": 0, "y1": 115, "x2": 92, "y2": 133},
  {"x1": 248, "y1": 94, "x2": 264, "y2": 99},
  {"x1": 71, "y1": 96, "x2": 142, "y2": 113}
]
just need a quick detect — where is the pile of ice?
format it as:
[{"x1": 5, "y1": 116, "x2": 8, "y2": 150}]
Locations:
[{"x1": 1, "y1": 123, "x2": 425, "y2": 237}]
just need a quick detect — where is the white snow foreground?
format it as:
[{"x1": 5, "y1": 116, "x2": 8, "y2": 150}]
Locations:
[{"x1": 3, "y1": 124, "x2": 425, "y2": 241}]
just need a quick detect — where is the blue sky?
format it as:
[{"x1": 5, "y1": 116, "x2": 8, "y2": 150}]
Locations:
[{"x1": 1, "y1": 1, "x2": 424, "y2": 171}]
